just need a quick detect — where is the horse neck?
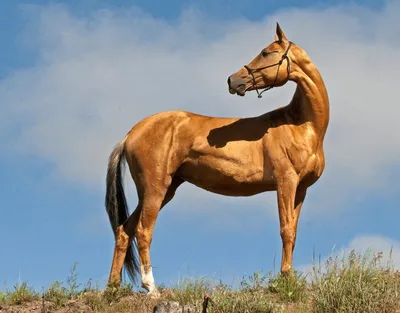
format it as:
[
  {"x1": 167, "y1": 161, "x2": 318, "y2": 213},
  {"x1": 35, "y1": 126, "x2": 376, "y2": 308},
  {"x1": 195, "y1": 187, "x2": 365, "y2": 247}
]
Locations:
[{"x1": 288, "y1": 57, "x2": 330, "y2": 140}]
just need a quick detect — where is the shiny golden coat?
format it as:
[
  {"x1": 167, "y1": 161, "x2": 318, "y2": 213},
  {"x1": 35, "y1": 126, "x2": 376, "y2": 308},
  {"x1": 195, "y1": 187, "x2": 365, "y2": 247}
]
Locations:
[{"x1": 105, "y1": 24, "x2": 329, "y2": 295}]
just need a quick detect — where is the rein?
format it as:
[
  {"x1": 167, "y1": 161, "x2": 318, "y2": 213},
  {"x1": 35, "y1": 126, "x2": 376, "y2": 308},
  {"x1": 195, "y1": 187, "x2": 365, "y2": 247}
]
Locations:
[{"x1": 244, "y1": 41, "x2": 292, "y2": 98}]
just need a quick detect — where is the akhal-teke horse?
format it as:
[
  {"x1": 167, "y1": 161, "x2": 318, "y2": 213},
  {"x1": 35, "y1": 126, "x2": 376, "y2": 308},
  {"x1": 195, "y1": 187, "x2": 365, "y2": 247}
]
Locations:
[{"x1": 105, "y1": 23, "x2": 329, "y2": 296}]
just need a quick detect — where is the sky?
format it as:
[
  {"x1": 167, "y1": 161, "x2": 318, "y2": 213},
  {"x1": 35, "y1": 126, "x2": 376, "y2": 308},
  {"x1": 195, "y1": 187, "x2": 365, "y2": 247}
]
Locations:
[{"x1": 1, "y1": 0, "x2": 399, "y2": 291}]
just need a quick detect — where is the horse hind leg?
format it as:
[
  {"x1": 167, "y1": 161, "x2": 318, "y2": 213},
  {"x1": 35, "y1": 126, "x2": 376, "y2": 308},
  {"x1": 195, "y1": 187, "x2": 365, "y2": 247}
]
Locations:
[
  {"x1": 160, "y1": 177, "x2": 184, "y2": 209},
  {"x1": 123, "y1": 176, "x2": 183, "y2": 295},
  {"x1": 108, "y1": 208, "x2": 140, "y2": 288}
]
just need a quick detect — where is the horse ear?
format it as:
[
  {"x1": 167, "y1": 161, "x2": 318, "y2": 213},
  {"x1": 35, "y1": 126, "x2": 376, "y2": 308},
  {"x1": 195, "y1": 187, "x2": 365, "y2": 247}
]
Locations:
[{"x1": 275, "y1": 23, "x2": 288, "y2": 42}]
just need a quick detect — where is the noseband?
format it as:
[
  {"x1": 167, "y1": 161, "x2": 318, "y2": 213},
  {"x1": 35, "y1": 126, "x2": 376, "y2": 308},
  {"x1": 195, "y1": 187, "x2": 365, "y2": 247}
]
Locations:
[{"x1": 244, "y1": 41, "x2": 292, "y2": 98}]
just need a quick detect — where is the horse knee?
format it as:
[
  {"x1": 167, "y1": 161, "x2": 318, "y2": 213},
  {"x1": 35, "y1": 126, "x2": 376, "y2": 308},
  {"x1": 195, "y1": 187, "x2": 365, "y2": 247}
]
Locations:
[
  {"x1": 115, "y1": 226, "x2": 130, "y2": 251},
  {"x1": 280, "y1": 226, "x2": 296, "y2": 244},
  {"x1": 136, "y1": 226, "x2": 152, "y2": 247}
]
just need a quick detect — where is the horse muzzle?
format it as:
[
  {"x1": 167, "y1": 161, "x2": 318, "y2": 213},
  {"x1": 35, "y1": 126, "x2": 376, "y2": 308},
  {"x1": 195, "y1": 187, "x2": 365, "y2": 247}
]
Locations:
[{"x1": 227, "y1": 75, "x2": 247, "y2": 96}]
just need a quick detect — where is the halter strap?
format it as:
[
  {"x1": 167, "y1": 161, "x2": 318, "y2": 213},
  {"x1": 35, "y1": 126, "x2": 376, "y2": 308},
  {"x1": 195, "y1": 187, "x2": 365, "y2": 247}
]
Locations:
[{"x1": 244, "y1": 41, "x2": 292, "y2": 98}]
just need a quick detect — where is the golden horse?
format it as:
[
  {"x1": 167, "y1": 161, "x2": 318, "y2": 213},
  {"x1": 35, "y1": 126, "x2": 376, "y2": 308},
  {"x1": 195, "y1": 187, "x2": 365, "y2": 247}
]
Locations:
[{"x1": 105, "y1": 23, "x2": 329, "y2": 295}]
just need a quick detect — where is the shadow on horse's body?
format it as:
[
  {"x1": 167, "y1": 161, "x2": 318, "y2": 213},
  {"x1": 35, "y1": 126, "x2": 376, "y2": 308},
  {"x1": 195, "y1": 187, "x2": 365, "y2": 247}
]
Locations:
[{"x1": 105, "y1": 23, "x2": 329, "y2": 296}]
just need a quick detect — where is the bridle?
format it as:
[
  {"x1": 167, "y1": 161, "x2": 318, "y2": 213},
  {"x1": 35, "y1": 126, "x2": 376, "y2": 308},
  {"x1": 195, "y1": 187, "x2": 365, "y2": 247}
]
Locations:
[{"x1": 244, "y1": 41, "x2": 292, "y2": 98}]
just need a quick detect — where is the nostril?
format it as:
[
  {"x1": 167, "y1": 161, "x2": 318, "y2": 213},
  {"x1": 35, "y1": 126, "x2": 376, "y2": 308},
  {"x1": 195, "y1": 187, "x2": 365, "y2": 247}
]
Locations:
[{"x1": 227, "y1": 77, "x2": 231, "y2": 87}]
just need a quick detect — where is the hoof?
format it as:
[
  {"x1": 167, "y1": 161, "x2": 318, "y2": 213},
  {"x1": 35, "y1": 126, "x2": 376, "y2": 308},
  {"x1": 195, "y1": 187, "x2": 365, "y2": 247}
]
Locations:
[
  {"x1": 281, "y1": 264, "x2": 294, "y2": 275},
  {"x1": 281, "y1": 268, "x2": 296, "y2": 281},
  {"x1": 147, "y1": 288, "x2": 161, "y2": 299},
  {"x1": 106, "y1": 281, "x2": 120, "y2": 289}
]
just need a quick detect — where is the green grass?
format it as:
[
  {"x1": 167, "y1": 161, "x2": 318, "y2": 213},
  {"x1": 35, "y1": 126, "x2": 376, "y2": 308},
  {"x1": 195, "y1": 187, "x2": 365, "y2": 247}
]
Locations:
[
  {"x1": 0, "y1": 281, "x2": 40, "y2": 305},
  {"x1": 267, "y1": 271, "x2": 307, "y2": 303},
  {"x1": 0, "y1": 249, "x2": 399, "y2": 312},
  {"x1": 311, "y1": 249, "x2": 400, "y2": 313},
  {"x1": 42, "y1": 281, "x2": 69, "y2": 306}
]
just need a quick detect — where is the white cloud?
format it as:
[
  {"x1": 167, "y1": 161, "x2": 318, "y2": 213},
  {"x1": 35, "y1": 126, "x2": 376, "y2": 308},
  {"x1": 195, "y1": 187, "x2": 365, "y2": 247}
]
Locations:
[{"x1": 1, "y1": 1, "x2": 400, "y2": 217}]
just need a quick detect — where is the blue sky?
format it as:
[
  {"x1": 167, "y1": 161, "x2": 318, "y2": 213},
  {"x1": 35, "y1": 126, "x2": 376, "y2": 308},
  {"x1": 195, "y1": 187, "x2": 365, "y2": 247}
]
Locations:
[{"x1": 1, "y1": 0, "x2": 399, "y2": 291}]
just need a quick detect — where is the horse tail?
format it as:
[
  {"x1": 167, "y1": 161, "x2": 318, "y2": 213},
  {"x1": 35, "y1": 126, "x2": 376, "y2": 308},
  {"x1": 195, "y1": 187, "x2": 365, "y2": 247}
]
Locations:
[{"x1": 105, "y1": 133, "x2": 139, "y2": 283}]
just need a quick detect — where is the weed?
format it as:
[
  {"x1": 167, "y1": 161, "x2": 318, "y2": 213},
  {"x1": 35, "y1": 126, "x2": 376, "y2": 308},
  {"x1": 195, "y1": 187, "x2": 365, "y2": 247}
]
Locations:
[
  {"x1": 43, "y1": 281, "x2": 69, "y2": 307},
  {"x1": 268, "y1": 271, "x2": 307, "y2": 302},
  {"x1": 67, "y1": 261, "x2": 81, "y2": 297},
  {"x1": 311, "y1": 249, "x2": 400, "y2": 313},
  {"x1": 8, "y1": 281, "x2": 39, "y2": 305}
]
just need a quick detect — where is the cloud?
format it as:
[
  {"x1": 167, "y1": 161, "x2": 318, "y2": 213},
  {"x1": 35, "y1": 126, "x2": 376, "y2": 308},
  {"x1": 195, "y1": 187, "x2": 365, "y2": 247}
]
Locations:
[{"x1": 1, "y1": 1, "x2": 400, "y2": 216}]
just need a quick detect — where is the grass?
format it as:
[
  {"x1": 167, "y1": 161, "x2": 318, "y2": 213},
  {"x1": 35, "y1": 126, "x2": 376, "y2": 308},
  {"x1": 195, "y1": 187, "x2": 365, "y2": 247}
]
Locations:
[
  {"x1": 0, "y1": 281, "x2": 40, "y2": 305},
  {"x1": 267, "y1": 271, "x2": 307, "y2": 302},
  {"x1": 311, "y1": 249, "x2": 400, "y2": 313},
  {"x1": 0, "y1": 249, "x2": 399, "y2": 312}
]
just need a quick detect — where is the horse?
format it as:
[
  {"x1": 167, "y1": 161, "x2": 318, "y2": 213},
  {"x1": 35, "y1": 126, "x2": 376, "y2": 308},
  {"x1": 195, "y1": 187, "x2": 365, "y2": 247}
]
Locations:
[{"x1": 105, "y1": 23, "x2": 329, "y2": 296}]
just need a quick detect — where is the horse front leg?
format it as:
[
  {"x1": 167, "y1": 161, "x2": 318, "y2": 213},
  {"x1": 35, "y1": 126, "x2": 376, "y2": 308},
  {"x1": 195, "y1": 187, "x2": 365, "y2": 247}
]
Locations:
[
  {"x1": 276, "y1": 171, "x2": 302, "y2": 275},
  {"x1": 292, "y1": 186, "x2": 307, "y2": 253}
]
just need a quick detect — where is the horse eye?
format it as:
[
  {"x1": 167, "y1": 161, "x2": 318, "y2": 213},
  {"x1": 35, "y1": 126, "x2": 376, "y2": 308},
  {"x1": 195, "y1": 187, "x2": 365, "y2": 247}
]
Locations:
[{"x1": 262, "y1": 50, "x2": 269, "y2": 57}]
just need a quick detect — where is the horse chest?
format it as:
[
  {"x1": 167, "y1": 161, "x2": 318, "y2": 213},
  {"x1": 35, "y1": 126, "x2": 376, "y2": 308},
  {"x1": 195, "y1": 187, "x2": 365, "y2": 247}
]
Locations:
[
  {"x1": 262, "y1": 124, "x2": 321, "y2": 182},
  {"x1": 285, "y1": 125, "x2": 320, "y2": 174},
  {"x1": 289, "y1": 144, "x2": 325, "y2": 184}
]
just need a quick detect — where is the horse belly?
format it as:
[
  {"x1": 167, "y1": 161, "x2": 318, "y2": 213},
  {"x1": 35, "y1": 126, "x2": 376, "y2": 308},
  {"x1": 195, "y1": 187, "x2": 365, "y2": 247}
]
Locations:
[{"x1": 177, "y1": 152, "x2": 275, "y2": 196}]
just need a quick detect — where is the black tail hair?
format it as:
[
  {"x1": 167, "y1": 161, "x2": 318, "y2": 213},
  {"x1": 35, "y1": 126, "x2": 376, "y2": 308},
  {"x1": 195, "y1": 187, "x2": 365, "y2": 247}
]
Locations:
[{"x1": 105, "y1": 135, "x2": 139, "y2": 283}]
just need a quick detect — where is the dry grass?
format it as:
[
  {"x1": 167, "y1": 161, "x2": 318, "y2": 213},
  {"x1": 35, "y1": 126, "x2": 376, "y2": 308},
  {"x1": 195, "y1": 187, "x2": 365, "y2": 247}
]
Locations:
[
  {"x1": 311, "y1": 249, "x2": 400, "y2": 313},
  {"x1": 1, "y1": 249, "x2": 399, "y2": 312},
  {"x1": 0, "y1": 282, "x2": 40, "y2": 305}
]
